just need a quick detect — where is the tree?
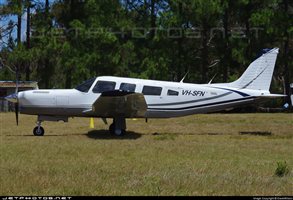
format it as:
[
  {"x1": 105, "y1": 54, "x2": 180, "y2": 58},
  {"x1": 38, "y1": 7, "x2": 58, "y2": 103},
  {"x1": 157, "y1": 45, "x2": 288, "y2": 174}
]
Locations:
[{"x1": 0, "y1": 0, "x2": 291, "y2": 109}]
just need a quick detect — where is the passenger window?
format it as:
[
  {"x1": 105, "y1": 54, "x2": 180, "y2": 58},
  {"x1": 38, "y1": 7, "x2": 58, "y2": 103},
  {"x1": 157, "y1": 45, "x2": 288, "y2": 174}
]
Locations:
[
  {"x1": 92, "y1": 81, "x2": 116, "y2": 93},
  {"x1": 167, "y1": 90, "x2": 179, "y2": 96},
  {"x1": 142, "y1": 86, "x2": 162, "y2": 96},
  {"x1": 120, "y1": 83, "x2": 136, "y2": 92}
]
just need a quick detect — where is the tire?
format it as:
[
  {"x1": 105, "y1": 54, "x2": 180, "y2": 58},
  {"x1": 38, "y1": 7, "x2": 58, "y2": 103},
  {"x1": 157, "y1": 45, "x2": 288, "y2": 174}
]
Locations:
[
  {"x1": 33, "y1": 126, "x2": 45, "y2": 136},
  {"x1": 109, "y1": 123, "x2": 125, "y2": 136},
  {"x1": 114, "y1": 129, "x2": 126, "y2": 136}
]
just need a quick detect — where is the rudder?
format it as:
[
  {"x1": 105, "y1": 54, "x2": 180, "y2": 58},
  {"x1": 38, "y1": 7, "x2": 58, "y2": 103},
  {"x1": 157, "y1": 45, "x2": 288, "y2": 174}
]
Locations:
[{"x1": 228, "y1": 48, "x2": 279, "y2": 91}]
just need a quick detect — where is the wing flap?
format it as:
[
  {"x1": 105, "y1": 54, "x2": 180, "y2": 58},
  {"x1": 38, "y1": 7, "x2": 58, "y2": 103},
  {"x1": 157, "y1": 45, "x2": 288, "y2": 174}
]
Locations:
[{"x1": 92, "y1": 90, "x2": 147, "y2": 118}]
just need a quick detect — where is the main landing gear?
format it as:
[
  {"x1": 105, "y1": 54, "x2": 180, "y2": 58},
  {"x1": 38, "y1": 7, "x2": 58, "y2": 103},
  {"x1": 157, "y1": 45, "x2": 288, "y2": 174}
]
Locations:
[
  {"x1": 33, "y1": 121, "x2": 45, "y2": 136},
  {"x1": 109, "y1": 117, "x2": 126, "y2": 136}
]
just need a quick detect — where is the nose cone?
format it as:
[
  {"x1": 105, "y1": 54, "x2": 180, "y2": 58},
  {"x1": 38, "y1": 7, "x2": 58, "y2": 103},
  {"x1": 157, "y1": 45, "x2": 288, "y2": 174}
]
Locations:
[{"x1": 5, "y1": 93, "x2": 18, "y2": 103}]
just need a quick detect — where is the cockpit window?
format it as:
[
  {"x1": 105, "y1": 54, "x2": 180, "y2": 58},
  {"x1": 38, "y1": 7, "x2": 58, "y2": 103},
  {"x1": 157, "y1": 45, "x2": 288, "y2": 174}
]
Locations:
[
  {"x1": 92, "y1": 81, "x2": 116, "y2": 93},
  {"x1": 75, "y1": 78, "x2": 96, "y2": 93}
]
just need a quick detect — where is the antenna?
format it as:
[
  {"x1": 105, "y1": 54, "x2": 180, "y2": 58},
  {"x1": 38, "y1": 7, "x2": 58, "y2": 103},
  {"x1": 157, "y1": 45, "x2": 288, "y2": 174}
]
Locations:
[
  {"x1": 208, "y1": 73, "x2": 217, "y2": 84},
  {"x1": 180, "y1": 71, "x2": 189, "y2": 83}
]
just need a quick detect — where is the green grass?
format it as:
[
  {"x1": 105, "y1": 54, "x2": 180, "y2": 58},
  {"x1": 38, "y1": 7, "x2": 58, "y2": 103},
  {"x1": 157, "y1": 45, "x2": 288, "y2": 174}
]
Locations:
[{"x1": 1, "y1": 113, "x2": 292, "y2": 196}]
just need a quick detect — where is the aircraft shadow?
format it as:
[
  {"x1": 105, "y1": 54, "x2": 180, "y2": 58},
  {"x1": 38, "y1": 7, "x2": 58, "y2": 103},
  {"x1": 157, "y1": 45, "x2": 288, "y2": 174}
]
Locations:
[
  {"x1": 6, "y1": 133, "x2": 86, "y2": 137},
  {"x1": 239, "y1": 131, "x2": 272, "y2": 136},
  {"x1": 86, "y1": 129, "x2": 142, "y2": 140},
  {"x1": 6, "y1": 130, "x2": 142, "y2": 139}
]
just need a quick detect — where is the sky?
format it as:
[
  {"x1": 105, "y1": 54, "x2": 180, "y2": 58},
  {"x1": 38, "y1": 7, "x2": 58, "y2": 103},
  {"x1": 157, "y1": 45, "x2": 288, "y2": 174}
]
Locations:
[
  {"x1": 0, "y1": 0, "x2": 55, "y2": 49},
  {"x1": 1, "y1": 0, "x2": 28, "y2": 48}
]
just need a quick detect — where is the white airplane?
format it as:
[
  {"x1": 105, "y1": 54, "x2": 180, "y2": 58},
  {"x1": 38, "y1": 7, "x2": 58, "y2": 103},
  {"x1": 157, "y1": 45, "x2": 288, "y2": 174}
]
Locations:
[{"x1": 6, "y1": 48, "x2": 285, "y2": 136}]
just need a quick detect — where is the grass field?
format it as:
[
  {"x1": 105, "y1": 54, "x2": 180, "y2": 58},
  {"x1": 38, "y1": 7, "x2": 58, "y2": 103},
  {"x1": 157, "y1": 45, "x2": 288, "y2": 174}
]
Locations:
[{"x1": 0, "y1": 113, "x2": 292, "y2": 196}]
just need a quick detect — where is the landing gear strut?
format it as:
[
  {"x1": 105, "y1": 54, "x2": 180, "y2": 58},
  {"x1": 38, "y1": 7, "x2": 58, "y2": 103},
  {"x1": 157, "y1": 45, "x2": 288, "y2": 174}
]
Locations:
[
  {"x1": 33, "y1": 121, "x2": 45, "y2": 136},
  {"x1": 109, "y1": 117, "x2": 126, "y2": 136}
]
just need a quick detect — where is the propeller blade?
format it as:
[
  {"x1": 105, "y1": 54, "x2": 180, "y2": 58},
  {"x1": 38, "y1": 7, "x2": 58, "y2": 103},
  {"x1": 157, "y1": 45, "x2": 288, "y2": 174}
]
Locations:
[
  {"x1": 14, "y1": 65, "x2": 19, "y2": 126},
  {"x1": 5, "y1": 93, "x2": 19, "y2": 125},
  {"x1": 15, "y1": 67, "x2": 19, "y2": 94},
  {"x1": 15, "y1": 102, "x2": 19, "y2": 126}
]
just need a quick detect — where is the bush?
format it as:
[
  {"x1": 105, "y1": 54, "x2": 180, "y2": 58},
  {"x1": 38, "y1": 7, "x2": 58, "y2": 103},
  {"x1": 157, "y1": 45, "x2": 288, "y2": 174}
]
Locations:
[{"x1": 275, "y1": 161, "x2": 290, "y2": 177}]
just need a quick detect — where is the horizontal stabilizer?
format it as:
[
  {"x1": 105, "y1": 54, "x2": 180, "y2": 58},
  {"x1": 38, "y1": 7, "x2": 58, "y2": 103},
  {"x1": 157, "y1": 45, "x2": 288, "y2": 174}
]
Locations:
[{"x1": 259, "y1": 94, "x2": 287, "y2": 98}]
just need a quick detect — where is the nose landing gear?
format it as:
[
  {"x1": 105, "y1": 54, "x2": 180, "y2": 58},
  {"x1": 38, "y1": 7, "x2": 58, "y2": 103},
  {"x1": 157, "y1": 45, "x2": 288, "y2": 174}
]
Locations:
[{"x1": 33, "y1": 121, "x2": 44, "y2": 136}]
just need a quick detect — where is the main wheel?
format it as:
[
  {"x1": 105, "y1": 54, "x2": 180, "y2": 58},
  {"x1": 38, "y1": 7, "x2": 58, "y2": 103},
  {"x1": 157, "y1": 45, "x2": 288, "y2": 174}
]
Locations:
[
  {"x1": 33, "y1": 126, "x2": 45, "y2": 136},
  {"x1": 114, "y1": 128, "x2": 126, "y2": 136},
  {"x1": 109, "y1": 123, "x2": 125, "y2": 136}
]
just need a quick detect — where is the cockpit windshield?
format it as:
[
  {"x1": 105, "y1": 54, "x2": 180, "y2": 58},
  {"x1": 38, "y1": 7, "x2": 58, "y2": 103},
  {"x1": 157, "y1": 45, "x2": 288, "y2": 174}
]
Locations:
[{"x1": 75, "y1": 78, "x2": 96, "y2": 93}]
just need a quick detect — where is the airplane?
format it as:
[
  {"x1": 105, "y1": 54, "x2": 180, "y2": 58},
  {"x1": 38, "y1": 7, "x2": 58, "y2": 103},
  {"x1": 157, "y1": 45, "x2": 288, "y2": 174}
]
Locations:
[{"x1": 5, "y1": 48, "x2": 285, "y2": 136}]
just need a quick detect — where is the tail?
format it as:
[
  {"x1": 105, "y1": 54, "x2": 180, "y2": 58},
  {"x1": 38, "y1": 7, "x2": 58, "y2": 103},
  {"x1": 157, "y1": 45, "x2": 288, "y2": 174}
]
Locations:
[{"x1": 228, "y1": 48, "x2": 279, "y2": 91}]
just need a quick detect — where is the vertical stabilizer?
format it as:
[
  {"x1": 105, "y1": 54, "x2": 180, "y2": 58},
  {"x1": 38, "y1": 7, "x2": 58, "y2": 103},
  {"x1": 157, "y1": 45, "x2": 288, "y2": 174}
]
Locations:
[{"x1": 228, "y1": 48, "x2": 279, "y2": 91}]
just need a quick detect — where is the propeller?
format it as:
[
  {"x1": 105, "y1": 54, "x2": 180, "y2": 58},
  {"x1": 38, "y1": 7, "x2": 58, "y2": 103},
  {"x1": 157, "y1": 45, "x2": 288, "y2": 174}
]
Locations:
[
  {"x1": 4, "y1": 89, "x2": 19, "y2": 125},
  {"x1": 2, "y1": 60, "x2": 19, "y2": 125},
  {"x1": 15, "y1": 66, "x2": 19, "y2": 125},
  {"x1": 15, "y1": 94, "x2": 19, "y2": 125}
]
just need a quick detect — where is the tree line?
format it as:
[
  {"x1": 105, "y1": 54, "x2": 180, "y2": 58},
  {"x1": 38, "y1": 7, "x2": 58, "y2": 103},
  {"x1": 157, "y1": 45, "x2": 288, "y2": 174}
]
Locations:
[{"x1": 0, "y1": 0, "x2": 292, "y2": 106}]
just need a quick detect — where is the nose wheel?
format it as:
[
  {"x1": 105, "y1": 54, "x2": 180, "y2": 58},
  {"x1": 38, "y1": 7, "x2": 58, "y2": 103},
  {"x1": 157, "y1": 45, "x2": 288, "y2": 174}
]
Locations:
[{"x1": 33, "y1": 121, "x2": 45, "y2": 136}]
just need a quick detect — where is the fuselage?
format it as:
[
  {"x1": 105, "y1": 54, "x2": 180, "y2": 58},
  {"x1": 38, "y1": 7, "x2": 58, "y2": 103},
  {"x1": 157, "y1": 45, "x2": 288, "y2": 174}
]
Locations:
[{"x1": 18, "y1": 76, "x2": 268, "y2": 118}]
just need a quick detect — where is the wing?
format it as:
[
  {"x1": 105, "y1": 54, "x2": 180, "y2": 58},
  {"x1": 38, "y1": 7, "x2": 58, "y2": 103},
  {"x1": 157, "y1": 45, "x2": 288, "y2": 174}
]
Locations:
[{"x1": 91, "y1": 90, "x2": 147, "y2": 118}]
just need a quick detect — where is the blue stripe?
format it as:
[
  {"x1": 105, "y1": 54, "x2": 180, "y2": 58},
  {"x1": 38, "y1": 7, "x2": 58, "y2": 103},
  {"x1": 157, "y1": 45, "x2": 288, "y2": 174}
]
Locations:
[
  {"x1": 210, "y1": 87, "x2": 250, "y2": 97},
  {"x1": 148, "y1": 97, "x2": 255, "y2": 111},
  {"x1": 148, "y1": 92, "x2": 232, "y2": 107}
]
